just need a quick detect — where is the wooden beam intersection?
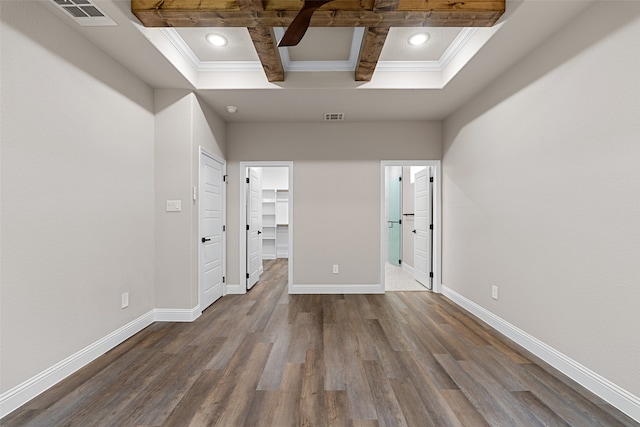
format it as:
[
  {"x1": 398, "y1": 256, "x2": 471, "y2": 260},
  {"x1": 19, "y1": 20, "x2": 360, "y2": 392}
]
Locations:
[{"x1": 131, "y1": 0, "x2": 504, "y2": 83}]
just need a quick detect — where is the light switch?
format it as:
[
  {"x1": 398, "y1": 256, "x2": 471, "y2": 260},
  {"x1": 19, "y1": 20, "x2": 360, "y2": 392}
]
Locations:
[{"x1": 166, "y1": 200, "x2": 182, "y2": 212}]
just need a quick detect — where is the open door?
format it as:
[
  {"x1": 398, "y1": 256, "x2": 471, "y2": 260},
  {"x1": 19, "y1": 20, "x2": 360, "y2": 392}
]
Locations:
[
  {"x1": 414, "y1": 168, "x2": 432, "y2": 288},
  {"x1": 199, "y1": 151, "x2": 224, "y2": 310},
  {"x1": 247, "y1": 167, "x2": 262, "y2": 290}
]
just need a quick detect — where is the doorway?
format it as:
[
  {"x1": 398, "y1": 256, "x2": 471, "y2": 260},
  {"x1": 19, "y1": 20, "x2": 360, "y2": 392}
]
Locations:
[
  {"x1": 381, "y1": 161, "x2": 441, "y2": 292},
  {"x1": 240, "y1": 162, "x2": 293, "y2": 293}
]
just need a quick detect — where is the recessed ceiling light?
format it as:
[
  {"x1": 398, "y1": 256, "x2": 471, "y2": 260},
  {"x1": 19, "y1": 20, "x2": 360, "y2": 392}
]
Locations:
[
  {"x1": 206, "y1": 33, "x2": 227, "y2": 47},
  {"x1": 408, "y1": 32, "x2": 429, "y2": 46}
]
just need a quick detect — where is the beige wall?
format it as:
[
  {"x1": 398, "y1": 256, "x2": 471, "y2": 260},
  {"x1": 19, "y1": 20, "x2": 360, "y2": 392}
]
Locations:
[
  {"x1": 0, "y1": 2, "x2": 227, "y2": 398},
  {"x1": 226, "y1": 122, "x2": 441, "y2": 287},
  {"x1": 442, "y1": 1, "x2": 640, "y2": 397},
  {"x1": 1, "y1": 2, "x2": 155, "y2": 392},
  {"x1": 154, "y1": 91, "x2": 226, "y2": 309},
  {"x1": 4, "y1": 0, "x2": 637, "y2": 418}
]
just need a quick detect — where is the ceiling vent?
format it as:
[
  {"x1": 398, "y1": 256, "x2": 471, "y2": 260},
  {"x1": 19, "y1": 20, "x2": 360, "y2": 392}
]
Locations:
[
  {"x1": 324, "y1": 113, "x2": 345, "y2": 121},
  {"x1": 50, "y1": 0, "x2": 117, "y2": 26}
]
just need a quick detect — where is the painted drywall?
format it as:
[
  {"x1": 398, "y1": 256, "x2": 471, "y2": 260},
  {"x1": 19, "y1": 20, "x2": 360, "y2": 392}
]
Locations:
[
  {"x1": 154, "y1": 91, "x2": 226, "y2": 310},
  {"x1": 442, "y1": 1, "x2": 640, "y2": 397},
  {"x1": 0, "y1": 1, "x2": 155, "y2": 393},
  {"x1": 226, "y1": 122, "x2": 441, "y2": 287}
]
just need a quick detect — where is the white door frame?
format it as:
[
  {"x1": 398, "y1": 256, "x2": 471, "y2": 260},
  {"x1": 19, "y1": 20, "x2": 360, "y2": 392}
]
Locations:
[
  {"x1": 380, "y1": 160, "x2": 442, "y2": 293},
  {"x1": 199, "y1": 147, "x2": 226, "y2": 309},
  {"x1": 239, "y1": 161, "x2": 294, "y2": 294}
]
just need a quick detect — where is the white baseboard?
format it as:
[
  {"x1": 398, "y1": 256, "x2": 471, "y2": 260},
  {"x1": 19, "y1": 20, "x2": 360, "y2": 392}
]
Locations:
[
  {"x1": 154, "y1": 306, "x2": 201, "y2": 322},
  {"x1": 290, "y1": 283, "x2": 384, "y2": 294},
  {"x1": 0, "y1": 309, "x2": 156, "y2": 418},
  {"x1": 441, "y1": 285, "x2": 640, "y2": 423},
  {"x1": 0, "y1": 305, "x2": 208, "y2": 419},
  {"x1": 224, "y1": 283, "x2": 245, "y2": 294}
]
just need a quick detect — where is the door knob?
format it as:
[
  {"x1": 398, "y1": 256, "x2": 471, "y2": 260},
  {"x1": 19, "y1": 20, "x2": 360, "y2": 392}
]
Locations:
[
  {"x1": 258, "y1": 231, "x2": 262, "y2": 235},
  {"x1": 202, "y1": 237, "x2": 211, "y2": 243},
  {"x1": 412, "y1": 230, "x2": 416, "y2": 234}
]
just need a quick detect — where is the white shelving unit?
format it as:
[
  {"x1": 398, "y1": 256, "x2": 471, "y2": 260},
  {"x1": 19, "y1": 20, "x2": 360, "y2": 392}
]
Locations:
[
  {"x1": 261, "y1": 188, "x2": 288, "y2": 259},
  {"x1": 262, "y1": 189, "x2": 277, "y2": 259},
  {"x1": 260, "y1": 167, "x2": 289, "y2": 261}
]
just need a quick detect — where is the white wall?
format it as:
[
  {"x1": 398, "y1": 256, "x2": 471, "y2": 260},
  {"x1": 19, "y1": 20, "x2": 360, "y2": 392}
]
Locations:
[
  {"x1": 154, "y1": 91, "x2": 226, "y2": 310},
  {"x1": 442, "y1": 0, "x2": 640, "y2": 399},
  {"x1": 261, "y1": 167, "x2": 289, "y2": 189},
  {"x1": 1, "y1": 1, "x2": 155, "y2": 393},
  {"x1": 226, "y1": 122, "x2": 441, "y2": 288}
]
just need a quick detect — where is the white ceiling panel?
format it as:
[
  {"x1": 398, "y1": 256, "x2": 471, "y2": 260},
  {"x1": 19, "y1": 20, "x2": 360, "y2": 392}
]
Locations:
[
  {"x1": 286, "y1": 28, "x2": 356, "y2": 61},
  {"x1": 175, "y1": 28, "x2": 260, "y2": 62},
  {"x1": 380, "y1": 28, "x2": 463, "y2": 62}
]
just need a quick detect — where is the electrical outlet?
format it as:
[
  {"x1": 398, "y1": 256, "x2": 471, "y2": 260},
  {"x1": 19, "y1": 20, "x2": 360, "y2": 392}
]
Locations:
[
  {"x1": 333, "y1": 264, "x2": 339, "y2": 274},
  {"x1": 122, "y1": 292, "x2": 129, "y2": 308},
  {"x1": 491, "y1": 286, "x2": 498, "y2": 300}
]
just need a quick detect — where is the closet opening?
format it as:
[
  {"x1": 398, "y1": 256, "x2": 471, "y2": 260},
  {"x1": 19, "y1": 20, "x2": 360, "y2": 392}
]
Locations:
[{"x1": 240, "y1": 162, "x2": 293, "y2": 292}]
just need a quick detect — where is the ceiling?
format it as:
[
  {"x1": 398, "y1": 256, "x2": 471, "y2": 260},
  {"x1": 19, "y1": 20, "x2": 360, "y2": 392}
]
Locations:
[{"x1": 41, "y1": 0, "x2": 595, "y2": 123}]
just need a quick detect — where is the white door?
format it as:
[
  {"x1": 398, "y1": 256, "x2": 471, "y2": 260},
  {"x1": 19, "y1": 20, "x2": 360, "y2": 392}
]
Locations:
[
  {"x1": 414, "y1": 168, "x2": 432, "y2": 288},
  {"x1": 199, "y1": 153, "x2": 224, "y2": 311},
  {"x1": 247, "y1": 168, "x2": 262, "y2": 289}
]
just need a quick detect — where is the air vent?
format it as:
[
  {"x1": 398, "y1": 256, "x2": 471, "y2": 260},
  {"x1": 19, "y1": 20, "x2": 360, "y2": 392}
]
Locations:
[
  {"x1": 50, "y1": 0, "x2": 117, "y2": 26},
  {"x1": 324, "y1": 113, "x2": 344, "y2": 121}
]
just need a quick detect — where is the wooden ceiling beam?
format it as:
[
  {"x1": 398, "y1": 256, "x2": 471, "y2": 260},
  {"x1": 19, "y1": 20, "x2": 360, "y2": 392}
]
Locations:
[
  {"x1": 373, "y1": 0, "x2": 400, "y2": 12},
  {"x1": 247, "y1": 27, "x2": 285, "y2": 82},
  {"x1": 132, "y1": 10, "x2": 503, "y2": 28},
  {"x1": 355, "y1": 27, "x2": 389, "y2": 82},
  {"x1": 352, "y1": 0, "x2": 397, "y2": 82},
  {"x1": 132, "y1": 1, "x2": 504, "y2": 28},
  {"x1": 236, "y1": 0, "x2": 265, "y2": 12}
]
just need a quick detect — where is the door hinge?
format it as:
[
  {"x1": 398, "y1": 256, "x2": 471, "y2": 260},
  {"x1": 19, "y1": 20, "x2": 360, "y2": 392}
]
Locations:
[
  {"x1": 429, "y1": 272, "x2": 434, "y2": 278},
  {"x1": 246, "y1": 273, "x2": 250, "y2": 279},
  {"x1": 246, "y1": 177, "x2": 250, "y2": 184},
  {"x1": 223, "y1": 225, "x2": 226, "y2": 232},
  {"x1": 222, "y1": 276, "x2": 226, "y2": 283},
  {"x1": 399, "y1": 219, "x2": 402, "y2": 225},
  {"x1": 399, "y1": 260, "x2": 402, "y2": 265},
  {"x1": 430, "y1": 177, "x2": 434, "y2": 183},
  {"x1": 398, "y1": 176, "x2": 402, "y2": 182},
  {"x1": 430, "y1": 224, "x2": 433, "y2": 230},
  {"x1": 246, "y1": 224, "x2": 250, "y2": 231},
  {"x1": 223, "y1": 175, "x2": 228, "y2": 183}
]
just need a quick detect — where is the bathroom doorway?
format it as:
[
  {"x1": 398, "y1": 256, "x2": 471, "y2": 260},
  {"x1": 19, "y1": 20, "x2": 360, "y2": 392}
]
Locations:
[{"x1": 382, "y1": 161, "x2": 441, "y2": 292}]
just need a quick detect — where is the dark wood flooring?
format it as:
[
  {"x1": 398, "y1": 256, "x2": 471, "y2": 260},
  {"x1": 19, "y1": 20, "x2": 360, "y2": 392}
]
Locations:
[{"x1": 3, "y1": 259, "x2": 637, "y2": 426}]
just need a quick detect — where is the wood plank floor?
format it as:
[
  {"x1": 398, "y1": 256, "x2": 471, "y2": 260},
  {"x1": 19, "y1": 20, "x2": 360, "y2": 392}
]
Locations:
[{"x1": 3, "y1": 259, "x2": 637, "y2": 426}]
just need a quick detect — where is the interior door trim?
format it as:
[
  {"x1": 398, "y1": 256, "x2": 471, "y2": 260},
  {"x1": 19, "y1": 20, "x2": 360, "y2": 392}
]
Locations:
[
  {"x1": 380, "y1": 160, "x2": 441, "y2": 293},
  {"x1": 239, "y1": 161, "x2": 294, "y2": 295}
]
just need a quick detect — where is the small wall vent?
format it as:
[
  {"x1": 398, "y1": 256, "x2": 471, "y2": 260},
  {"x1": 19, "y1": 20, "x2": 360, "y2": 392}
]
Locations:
[
  {"x1": 324, "y1": 113, "x2": 344, "y2": 121},
  {"x1": 50, "y1": 0, "x2": 117, "y2": 26}
]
